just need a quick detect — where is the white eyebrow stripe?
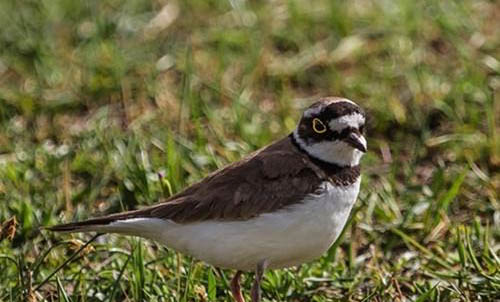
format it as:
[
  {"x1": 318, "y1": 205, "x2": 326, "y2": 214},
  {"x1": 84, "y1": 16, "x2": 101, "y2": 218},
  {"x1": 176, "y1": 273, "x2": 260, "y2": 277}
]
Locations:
[
  {"x1": 303, "y1": 106, "x2": 324, "y2": 118},
  {"x1": 328, "y1": 113, "x2": 365, "y2": 131},
  {"x1": 331, "y1": 98, "x2": 356, "y2": 105},
  {"x1": 303, "y1": 98, "x2": 356, "y2": 118}
]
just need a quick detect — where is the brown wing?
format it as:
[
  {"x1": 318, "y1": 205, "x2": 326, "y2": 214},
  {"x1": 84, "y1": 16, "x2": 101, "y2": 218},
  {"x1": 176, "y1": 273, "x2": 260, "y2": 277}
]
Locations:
[
  {"x1": 48, "y1": 136, "x2": 328, "y2": 231},
  {"x1": 147, "y1": 136, "x2": 327, "y2": 222}
]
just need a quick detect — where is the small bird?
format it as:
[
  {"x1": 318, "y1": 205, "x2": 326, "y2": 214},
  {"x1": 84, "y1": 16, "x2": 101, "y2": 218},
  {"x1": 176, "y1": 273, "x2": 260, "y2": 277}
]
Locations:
[{"x1": 48, "y1": 97, "x2": 367, "y2": 302}]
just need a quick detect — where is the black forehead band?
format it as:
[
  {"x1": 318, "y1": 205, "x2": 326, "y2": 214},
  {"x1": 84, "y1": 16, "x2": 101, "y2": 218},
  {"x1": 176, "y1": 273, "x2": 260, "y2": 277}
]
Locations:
[{"x1": 311, "y1": 101, "x2": 365, "y2": 121}]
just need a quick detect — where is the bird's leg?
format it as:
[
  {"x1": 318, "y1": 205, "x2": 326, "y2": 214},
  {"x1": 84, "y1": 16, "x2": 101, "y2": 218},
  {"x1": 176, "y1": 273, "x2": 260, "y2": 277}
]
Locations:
[
  {"x1": 230, "y1": 270, "x2": 245, "y2": 302},
  {"x1": 251, "y1": 260, "x2": 268, "y2": 302}
]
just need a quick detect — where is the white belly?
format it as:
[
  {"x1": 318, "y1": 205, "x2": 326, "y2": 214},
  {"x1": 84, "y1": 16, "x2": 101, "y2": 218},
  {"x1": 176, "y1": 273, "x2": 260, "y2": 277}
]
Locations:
[{"x1": 104, "y1": 179, "x2": 360, "y2": 271}]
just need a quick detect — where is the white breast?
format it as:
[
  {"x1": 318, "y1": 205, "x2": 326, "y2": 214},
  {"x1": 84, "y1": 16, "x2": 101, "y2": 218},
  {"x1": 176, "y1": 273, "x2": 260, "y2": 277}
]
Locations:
[{"x1": 102, "y1": 178, "x2": 361, "y2": 271}]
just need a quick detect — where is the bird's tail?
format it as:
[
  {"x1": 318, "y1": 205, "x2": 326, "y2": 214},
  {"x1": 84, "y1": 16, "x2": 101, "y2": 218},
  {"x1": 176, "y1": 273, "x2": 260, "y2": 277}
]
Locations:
[{"x1": 46, "y1": 209, "x2": 151, "y2": 233}]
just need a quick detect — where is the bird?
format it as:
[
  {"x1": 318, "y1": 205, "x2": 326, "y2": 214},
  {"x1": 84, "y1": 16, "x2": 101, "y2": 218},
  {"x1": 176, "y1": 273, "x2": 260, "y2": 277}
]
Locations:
[{"x1": 48, "y1": 96, "x2": 367, "y2": 302}]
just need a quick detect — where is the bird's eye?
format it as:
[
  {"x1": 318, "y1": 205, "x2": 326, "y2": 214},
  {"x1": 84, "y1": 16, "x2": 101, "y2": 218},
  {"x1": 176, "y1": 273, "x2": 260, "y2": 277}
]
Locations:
[{"x1": 312, "y1": 118, "x2": 327, "y2": 133}]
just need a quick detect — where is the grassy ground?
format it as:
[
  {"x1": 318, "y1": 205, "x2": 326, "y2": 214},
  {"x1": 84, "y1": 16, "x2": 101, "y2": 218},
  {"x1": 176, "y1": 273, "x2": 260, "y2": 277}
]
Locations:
[{"x1": 0, "y1": 0, "x2": 499, "y2": 301}]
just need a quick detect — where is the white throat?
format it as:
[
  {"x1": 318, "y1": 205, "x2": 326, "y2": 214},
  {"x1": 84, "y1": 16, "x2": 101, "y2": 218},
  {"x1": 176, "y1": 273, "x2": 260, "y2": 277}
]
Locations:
[{"x1": 292, "y1": 129, "x2": 365, "y2": 167}]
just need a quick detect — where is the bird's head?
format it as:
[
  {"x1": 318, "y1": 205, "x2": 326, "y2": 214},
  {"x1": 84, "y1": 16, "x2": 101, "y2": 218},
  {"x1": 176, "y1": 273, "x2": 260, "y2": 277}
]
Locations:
[{"x1": 293, "y1": 97, "x2": 367, "y2": 167}]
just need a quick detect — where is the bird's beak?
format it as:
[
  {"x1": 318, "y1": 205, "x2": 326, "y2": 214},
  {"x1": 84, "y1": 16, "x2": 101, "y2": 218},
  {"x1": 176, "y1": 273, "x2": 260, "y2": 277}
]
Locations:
[{"x1": 344, "y1": 133, "x2": 367, "y2": 152}]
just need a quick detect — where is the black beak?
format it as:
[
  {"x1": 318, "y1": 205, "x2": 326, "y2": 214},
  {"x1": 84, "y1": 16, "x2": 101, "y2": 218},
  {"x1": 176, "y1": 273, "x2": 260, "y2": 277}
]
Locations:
[{"x1": 344, "y1": 133, "x2": 366, "y2": 152}]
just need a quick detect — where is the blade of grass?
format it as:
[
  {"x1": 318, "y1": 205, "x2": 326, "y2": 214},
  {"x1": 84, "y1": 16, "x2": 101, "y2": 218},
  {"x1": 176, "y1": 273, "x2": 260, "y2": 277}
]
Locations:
[
  {"x1": 108, "y1": 253, "x2": 132, "y2": 302},
  {"x1": 56, "y1": 276, "x2": 72, "y2": 302},
  {"x1": 437, "y1": 170, "x2": 467, "y2": 214},
  {"x1": 207, "y1": 267, "x2": 216, "y2": 301},
  {"x1": 34, "y1": 234, "x2": 101, "y2": 292},
  {"x1": 181, "y1": 259, "x2": 195, "y2": 302},
  {"x1": 414, "y1": 282, "x2": 439, "y2": 302},
  {"x1": 391, "y1": 228, "x2": 452, "y2": 270}
]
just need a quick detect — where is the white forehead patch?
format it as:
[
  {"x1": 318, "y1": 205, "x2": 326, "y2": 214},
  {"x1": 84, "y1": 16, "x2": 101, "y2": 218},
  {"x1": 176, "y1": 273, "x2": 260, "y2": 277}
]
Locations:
[
  {"x1": 303, "y1": 97, "x2": 357, "y2": 118},
  {"x1": 328, "y1": 113, "x2": 365, "y2": 132},
  {"x1": 329, "y1": 97, "x2": 356, "y2": 105}
]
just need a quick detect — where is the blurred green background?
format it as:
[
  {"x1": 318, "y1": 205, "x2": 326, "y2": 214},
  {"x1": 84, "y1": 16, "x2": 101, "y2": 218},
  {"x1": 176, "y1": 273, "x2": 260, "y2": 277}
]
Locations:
[{"x1": 0, "y1": 0, "x2": 498, "y2": 301}]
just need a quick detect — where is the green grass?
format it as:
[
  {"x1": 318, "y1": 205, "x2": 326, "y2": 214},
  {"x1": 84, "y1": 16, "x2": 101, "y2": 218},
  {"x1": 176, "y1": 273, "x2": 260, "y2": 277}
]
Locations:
[{"x1": 0, "y1": 0, "x2": 499, "y2": 301}]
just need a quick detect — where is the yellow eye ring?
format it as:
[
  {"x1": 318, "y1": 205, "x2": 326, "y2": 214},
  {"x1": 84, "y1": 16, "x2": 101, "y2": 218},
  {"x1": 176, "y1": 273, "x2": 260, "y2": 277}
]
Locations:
[{"x1": 312, "y1": 118, "x2": 327, "y2": 133}]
